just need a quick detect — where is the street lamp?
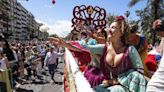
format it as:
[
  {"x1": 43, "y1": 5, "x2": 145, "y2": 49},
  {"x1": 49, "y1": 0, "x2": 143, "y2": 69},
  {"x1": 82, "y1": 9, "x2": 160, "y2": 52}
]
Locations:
[
  {"x1": 125, "y1": 10, "x2": 130, "y2": 18},
  {"x1": 124, "y1": 10, "x2": 130, "y2": 22}
]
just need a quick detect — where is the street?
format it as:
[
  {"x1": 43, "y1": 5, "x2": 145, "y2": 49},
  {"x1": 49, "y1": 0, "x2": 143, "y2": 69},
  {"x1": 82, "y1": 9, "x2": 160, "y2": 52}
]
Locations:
[{"x1": 16, "y1": 61, "x2": 64, "y2": 92}]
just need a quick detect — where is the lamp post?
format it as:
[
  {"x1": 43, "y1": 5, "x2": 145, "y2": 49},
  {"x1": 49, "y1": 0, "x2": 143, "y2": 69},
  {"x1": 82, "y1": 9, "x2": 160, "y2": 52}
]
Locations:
[{"x1": 124, "y1": 10, "x2": 130, "y2": 22}]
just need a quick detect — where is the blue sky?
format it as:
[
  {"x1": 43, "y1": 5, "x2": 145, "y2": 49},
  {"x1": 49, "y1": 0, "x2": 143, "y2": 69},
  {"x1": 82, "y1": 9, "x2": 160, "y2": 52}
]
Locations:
[{"x1": 19, "y1": 0, "x2": 147, "y2": 37}]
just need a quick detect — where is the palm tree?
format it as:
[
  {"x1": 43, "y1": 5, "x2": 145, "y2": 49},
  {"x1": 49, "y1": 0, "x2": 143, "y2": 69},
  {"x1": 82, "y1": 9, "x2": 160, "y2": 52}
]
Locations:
[
  {"x1": 106, "y1": 13, "x2": 117, "y2": 26},
  {"x1": 128, "y1": 0, "x2": 143, "y2": 7},
  {"x1": 27, "y1": 26, "x2": 35, "y2": 39},
  {"x1": 128, "y1": 0, "x2": 164, "y2": 45},
  {"x1": 0, "y1": 0, "x2": 5, "y2": 10}
]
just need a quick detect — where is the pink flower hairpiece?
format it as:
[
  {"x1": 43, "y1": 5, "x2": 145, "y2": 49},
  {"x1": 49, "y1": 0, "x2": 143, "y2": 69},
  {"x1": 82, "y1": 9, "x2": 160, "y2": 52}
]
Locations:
[{"x1": 115, "y1": 16, "x2": 125, "y2": 21}]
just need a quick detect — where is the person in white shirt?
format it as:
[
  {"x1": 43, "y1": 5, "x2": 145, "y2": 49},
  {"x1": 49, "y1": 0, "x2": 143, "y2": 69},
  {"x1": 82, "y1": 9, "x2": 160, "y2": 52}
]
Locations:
[
  {"x1": 0, "y1": 51, "x2": 9, "y2": 92},
  {"x1": 44, "y1": 45, "x2": 64, "y2": 83},
  {"x1": 40, "y1": 45, "x2": 46, "y2": 69},
  {"x1": 0, "y1": 51, "x2": 8, "y2": 70}
]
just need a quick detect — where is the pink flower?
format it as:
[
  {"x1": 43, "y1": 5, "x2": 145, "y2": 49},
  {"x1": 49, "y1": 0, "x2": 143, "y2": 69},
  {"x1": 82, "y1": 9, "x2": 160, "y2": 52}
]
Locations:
[{"x1": 115, "y1": 16, "x2": 125, "y2": 21}]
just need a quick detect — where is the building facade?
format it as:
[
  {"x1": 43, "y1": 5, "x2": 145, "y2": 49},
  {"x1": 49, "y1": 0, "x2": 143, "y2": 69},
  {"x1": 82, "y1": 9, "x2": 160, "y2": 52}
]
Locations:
[{"x1": 0, "y1": 0, "x2": 46, "y2": 41}]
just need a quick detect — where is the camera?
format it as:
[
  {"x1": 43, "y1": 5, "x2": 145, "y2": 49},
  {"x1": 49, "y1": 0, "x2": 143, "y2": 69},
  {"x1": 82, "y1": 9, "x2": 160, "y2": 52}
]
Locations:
[{"x1": 156, "y1": 19, "x2": 164, "y2": 32}]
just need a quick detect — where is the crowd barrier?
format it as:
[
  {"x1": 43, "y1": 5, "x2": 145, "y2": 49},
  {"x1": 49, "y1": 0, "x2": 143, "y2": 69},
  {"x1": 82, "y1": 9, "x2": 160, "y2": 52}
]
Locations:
[
  {"x1": 65, "y1": 48, "x2": 95, "y2": 92},
  {"x1": 0, "y1": 69, "x2": 12, "y2": 92}
]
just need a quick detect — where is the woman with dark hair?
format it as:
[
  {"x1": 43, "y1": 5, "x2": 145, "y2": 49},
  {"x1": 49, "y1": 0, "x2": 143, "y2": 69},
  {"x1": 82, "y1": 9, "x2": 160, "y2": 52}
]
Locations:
[
  {"x1": 97, "y1": 29, "x2": 107, "y2": 39},
  {"x1": 2, "y1": 38, "x2": 15, "y2": 62},
  {"x1": 80, "y1": 28, "x2": 107, "y2": 87},
  {"x1": 126, "y1": 24, "x2": 150, "y2": 77},
  {"x1": 49, "y1": 16, "x2": 147, "y2": 92}
]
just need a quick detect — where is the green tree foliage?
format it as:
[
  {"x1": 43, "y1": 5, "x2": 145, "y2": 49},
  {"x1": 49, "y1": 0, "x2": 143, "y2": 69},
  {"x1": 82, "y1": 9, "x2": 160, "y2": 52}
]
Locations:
[
  {"x1": 49, "y1": 34, "x2": 58, "y2": 38},
  {"x1": 128, "y1": 0, "x2": 164, "y2": 45},
  {"x1": 0, "y1": 0, "x2": 14, "y2": 38},
  {"x1": 106, "y1": 13, "x2": 117, "y2": 27}
]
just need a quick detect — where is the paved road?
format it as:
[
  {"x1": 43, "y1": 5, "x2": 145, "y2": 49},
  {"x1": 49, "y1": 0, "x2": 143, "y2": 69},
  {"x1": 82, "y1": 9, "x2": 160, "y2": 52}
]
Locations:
[{"x1": 16, "y1": 61, "x2": 64, "y2": 92}]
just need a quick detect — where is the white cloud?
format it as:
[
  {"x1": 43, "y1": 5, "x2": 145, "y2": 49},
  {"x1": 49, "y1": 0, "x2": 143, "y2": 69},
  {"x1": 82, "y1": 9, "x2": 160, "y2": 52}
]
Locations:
[
  {"x1": 35, "y1": 19, "x2": 47, "y2": 24},
  {"x1": 36, "y1": 19, "x2": 72, "y2": 37},
  {"x1": 40, "y1": 25, "x2": 49, "y2": 32},
  {"x1": 48, "y1": 21, "x2": 72, "y2": 37},
  {"x1": 44, "y1": 5, "x2": 53, "y2": 9}
]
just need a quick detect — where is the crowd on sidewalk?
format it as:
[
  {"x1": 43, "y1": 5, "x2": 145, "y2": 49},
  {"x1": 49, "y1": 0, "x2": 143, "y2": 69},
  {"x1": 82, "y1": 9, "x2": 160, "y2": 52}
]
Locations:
[{"x1": 0, "y1": 35, "x2": 65, "y2": 92}]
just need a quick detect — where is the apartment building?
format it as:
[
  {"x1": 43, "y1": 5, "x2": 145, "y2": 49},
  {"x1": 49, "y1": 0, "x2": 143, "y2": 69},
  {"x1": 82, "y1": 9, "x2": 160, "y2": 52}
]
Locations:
[{"x1": 0, "y1": 0, "x2": 46, "y2": 41}]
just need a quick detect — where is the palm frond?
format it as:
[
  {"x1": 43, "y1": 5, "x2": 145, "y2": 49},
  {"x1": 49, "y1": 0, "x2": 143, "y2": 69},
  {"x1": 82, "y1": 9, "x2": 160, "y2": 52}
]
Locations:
[
  {"x1": 106, "y1": 13, "x2": 117, "y2": 26},
  {"x1": 128, "y1": 0, "x2": 142, "y2": 7}
]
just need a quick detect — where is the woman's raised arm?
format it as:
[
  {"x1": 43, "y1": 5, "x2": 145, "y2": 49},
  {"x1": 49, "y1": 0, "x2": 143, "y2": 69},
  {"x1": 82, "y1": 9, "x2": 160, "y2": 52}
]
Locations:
[{"x1": 48, "y1": 37, "x2": 82, "y2": 52}]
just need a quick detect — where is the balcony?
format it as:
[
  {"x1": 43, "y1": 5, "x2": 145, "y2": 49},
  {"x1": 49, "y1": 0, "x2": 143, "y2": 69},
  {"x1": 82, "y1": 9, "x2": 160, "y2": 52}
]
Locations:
[
  {"x1": 21, "y1": 16, "x2": 27, "y2": 21},
  {"x1": 16, "y1": 21, "x2": 21, "y2": 25},
  {"x1": 21, "y1": 22, "x2": 27, "y2": 26},
  {"x1": 15, "y1": 16, "x2": 21, "y2": 21},
  {"x1": 3, "y1": 22, "x2": 11, "y2": 27},
  {"x1": 14, "y1": 11, "x2": 21, "y2": 16},
  {"x1": 21, "y1": 8, "x2": 28, "y2": 15},
  {"x1": 21, "y1": 13, "x2": 27, "y2": 18},
  {"x1": 15, "y1": 25, "x2": 21, "y2": 29},
  {"x1": 16, "y1": 3, "x2": 21, "y2": 11},
  {"x1": 2, "y1": 0, "x2": 9, "y2": 5},
  {"x1": 5, "y1": 5, "x2": 11, "y2": 10},
  {"x1": 15, "y1": 30, "x2": 22, "y2": 34}
]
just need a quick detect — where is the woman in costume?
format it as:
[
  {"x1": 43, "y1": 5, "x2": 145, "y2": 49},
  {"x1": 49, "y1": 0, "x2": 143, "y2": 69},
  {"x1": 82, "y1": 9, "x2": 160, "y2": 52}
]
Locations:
[{"x1": 49, "y1": 16, "x2": 147, "y2": 92}]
